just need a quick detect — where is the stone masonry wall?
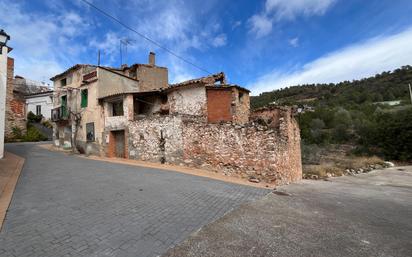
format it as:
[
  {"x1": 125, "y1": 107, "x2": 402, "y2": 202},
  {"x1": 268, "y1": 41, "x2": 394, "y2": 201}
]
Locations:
[
  {"x1": 181, "y1": 114, "x2": 301, "y2": 185},
  {"x1": 232, "y1": 88, "x2": 250, "y2": 125},
  {"x1": 127, "y1": 107, "x2": 302, "y2": 185},
  {"x1": 128, "y1": 115, "x2": 184, "y2": 163}
]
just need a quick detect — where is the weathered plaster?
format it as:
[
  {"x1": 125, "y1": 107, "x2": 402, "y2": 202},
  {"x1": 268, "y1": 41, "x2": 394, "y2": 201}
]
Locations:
[{"x1": 168, "y1": 86, "x2": 207, "y2": 116}]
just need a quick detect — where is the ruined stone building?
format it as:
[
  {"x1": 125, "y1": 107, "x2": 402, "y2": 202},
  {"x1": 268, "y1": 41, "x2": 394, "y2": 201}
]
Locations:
[
  {"x1": 51, "y1": 52, "x2": 302, "y2": 185},
  {"x1": 5, "y1": 57, "x2": 52, "y2": 140}
]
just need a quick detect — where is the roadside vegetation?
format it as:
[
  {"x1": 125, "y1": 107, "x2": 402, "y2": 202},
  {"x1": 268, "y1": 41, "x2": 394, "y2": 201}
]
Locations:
[
  {"x1": 8, "y1": 111, "x2": 48, "y2": 142},
  {"x1": 251, "y1": 65, "x2": 412, "y2": 178}
]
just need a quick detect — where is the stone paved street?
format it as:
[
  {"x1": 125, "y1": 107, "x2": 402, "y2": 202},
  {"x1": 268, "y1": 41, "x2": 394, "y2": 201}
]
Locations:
[{"x1": 0, "y1": 143, "x2": 268, "y2": 257}]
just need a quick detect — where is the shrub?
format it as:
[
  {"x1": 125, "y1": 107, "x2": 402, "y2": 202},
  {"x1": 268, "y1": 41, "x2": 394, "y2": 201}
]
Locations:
[
  {"x1": 23, "y1": 125, "x2": 47, "y2": 142},
  {"x1": 27, "y1": 111, "x2": 43, "y2": 123},
  {"x1": 41, "y1": 120, "x2": 53, "y2": 129},
  {"x1": 11, "y1": 126, "x2": 23, "y2": 139}
]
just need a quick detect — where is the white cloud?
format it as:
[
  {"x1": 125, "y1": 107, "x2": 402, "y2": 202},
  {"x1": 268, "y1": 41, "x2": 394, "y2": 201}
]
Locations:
[
  {"x1": 0, "y1": 0, "x2": 90, "y2": 82},
  {"x1": 266, "y1": 0, "x2": 335, "y2": 20},
  {"x1": 289, "y1": 37, "x2": 299, "y2": 47},
  {"x1": 248, "y1": 15, "x2": 273, "y2": 38},
  {"x1": 249, "y1": 0, "x2": 335, "y2": 37},
  {"x1": 211, "y1": 34, "x2": 227, "y2": 47},
  {"x1": 231, "y1": 20, "x2": 242, "y2": 30},
  {"x1": 0, "y1": 0, "x2": 224, "y2": 84},
  {"x1": 250, "y1": 27, "x2": 412, "y2": 95}
]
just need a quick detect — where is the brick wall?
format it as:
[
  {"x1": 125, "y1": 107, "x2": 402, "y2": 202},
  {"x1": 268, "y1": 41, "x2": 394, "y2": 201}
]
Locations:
[
  {"x1": 5, "y1": 57, "x2": 27, "y2": 140},
  {"x1": 206, "y1": 88, "x2": 232, "y2": 123}
]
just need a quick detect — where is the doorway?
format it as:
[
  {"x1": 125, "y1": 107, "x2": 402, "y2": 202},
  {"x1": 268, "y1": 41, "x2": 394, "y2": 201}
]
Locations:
[{"x1": 109, "y1": 130, "x2": 126, "y2": 158}]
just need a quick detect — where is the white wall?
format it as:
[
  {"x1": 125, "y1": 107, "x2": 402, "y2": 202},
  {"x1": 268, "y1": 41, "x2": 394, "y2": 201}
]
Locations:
[
  {"x1": 0, "y1": 46, "x2": 7, "y2": 158},
  {"x1": 26, "y1": 94, "x2": 53, "y2": 119}
]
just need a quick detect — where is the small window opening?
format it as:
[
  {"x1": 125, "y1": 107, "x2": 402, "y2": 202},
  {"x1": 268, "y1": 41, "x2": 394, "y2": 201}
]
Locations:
[
  {"x1": 137, "y1": 102, "x2": 150, "y2": 115},
  {"x1": 61, "y1": 78, "x2": 67, "y2": 87},
  {"x1": 238, "y1": 92, "x2": 244, "y2": 102},
  {"x1": 36, "y1": 105, "x2": 41, "y2": 115},
  {"x1": 160, "y1": 94, "x2": 168, "y2": 104},
  {"x1": 112, "y1": 101, "x2": 124, "y2": 116}
]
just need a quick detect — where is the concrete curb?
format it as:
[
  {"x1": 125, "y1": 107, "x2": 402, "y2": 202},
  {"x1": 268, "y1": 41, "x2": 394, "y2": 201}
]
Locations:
[{"x1": 0, "y1": 152, "x2": 25, "y2": 231}]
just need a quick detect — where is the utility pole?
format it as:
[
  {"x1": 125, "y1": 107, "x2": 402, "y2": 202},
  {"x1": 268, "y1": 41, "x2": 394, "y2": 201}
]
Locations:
[
  {"x1": 409, "y1": 84, "x2": 412, "y2": 104},
  {"x1": 0, "y1": 29, "x2": 10, "y2": 159}
]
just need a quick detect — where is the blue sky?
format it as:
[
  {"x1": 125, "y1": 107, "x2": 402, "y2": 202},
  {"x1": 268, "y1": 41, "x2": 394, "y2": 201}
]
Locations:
[{"x1": 1, "y1": 0, "x2": 412, "y2": 94}]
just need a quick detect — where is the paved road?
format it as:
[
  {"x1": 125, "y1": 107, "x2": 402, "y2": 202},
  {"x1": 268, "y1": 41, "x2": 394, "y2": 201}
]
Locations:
[
  {"x1": 164, "y1": 166, "x2": 412, "y2": 257},
  {"x1": 0, "y1": 143, "x2": 268, "y2": 257}
]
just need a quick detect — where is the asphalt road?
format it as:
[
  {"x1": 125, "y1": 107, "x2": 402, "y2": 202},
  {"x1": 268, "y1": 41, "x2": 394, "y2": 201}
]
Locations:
[
  {"x1": 164, "y1": 166, "x2": 412, "y2": 257},
  {"x1": 0, "y1": 143, "x2": 268, "y2": 257}
]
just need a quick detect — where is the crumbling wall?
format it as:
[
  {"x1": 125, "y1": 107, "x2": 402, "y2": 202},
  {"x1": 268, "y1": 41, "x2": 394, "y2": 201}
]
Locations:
[
  {"x1": 128, "y1": 115, "x2": 184, "y2": 163},
  {"x1": 231, "y1": 88, "x2": 250, "y2": 124},
  {"x1": 168, "y1": 86, "x2": 207, "y2": 116},
  {"x1": 181, "y1": 112, "x2": 301, "y2": 185},
  {"x1": 126, "y1": 107, "x2": 302, "y2": 185}
]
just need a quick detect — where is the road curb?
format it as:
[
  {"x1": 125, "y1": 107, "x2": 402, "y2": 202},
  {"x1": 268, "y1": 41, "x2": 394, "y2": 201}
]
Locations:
[{"x1": 0, "y1": 152, "x2": 25, "y2": 231}]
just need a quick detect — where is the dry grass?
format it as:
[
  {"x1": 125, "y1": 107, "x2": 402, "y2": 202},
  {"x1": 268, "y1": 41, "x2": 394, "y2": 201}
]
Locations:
[
  {"x1": 303, "y1": 164, "x2": 344, "y2": 178},
  {"x1": 303, "y1": 156, "x2": 385, "y2": 178},
  {"x1": 336, "y1": 156, "x2": 384, "y2": 170}
]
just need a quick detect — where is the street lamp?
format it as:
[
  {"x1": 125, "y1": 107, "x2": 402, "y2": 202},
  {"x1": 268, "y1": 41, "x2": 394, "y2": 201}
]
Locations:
[{"x1": 0, "y1": 29, "x2": 10, "y2": 53}]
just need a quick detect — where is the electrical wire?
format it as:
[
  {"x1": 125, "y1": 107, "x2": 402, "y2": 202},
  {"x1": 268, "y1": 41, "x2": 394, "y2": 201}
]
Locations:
[{"x1": 79, "y1": 0, "x2": 213, "y2": 75}]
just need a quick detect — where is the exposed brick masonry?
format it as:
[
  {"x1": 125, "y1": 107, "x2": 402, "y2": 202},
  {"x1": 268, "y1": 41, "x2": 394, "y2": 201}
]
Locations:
[{"x1": 5, "y1": 58, "x2": 27, "y2": 140}]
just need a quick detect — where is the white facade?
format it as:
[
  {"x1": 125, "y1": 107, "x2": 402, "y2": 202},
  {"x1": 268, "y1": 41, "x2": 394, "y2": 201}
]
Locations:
[
  {"x1": 26, "y1": 92, "x2": 53, "y2": 119},
  {"x1": 0, "y1": 46, "x2": 7, "y2": 158}
]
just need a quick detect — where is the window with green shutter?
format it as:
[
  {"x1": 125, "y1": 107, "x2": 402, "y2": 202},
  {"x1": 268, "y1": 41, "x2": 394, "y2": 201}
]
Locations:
[
  {"x1": 81, "y1": 89, "x2": 88, "y2": 108},
  {"x1": 61, "y1": 95, "x2": 68, "y2": 118}
]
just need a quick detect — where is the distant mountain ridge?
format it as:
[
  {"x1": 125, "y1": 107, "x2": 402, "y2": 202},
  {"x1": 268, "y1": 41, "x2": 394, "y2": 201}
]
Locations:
[{"x1": 251, "y1": 65, "x2": 412, "y2": 109}]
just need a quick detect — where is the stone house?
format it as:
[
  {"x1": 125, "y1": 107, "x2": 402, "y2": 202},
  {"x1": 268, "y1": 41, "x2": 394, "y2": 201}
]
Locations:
[
  {"x1": 51, "y1": 52, "x2": 302, "y2": 185},
  {"x1": 4, "y1": 58, "x2": 51, "y2": 140}
]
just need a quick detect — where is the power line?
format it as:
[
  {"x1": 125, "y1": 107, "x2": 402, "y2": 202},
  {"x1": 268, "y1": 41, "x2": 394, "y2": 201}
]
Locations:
[{"x1": 80, "y1": 0, "x2": 212, "y2": 75}]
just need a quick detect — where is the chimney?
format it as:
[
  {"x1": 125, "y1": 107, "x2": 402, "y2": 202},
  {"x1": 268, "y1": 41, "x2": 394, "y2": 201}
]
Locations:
[{"x1": 149, "y1": 52, "x2": 155, "y2": 66}]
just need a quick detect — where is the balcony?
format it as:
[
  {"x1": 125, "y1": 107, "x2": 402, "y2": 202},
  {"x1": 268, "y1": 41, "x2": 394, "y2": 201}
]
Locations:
[{"x1": 51, "y1": 106, "x2": 69, "y2": 122}]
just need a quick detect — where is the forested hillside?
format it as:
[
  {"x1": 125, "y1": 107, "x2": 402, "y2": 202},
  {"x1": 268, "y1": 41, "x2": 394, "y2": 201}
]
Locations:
[
  {"x1": 251, "y1": 65, "x2": 412, "y2": 162},
  {"x1": 251, "y1": 65, "x2": 412, "y2": 109}
]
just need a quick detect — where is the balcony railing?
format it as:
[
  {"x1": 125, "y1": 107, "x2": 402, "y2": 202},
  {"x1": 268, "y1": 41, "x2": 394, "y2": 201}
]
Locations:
[{"x1": 51, "y1": 106, "x2": 69, "y2": 122}]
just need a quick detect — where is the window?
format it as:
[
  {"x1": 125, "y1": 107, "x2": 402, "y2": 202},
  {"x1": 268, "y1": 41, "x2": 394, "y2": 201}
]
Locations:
[
  {"x1": 61, "y1": 78, "x2": 67, "y2": 87},
  {"x1": 36, "y1": 105, "x2": 41, "y2": 115},
  {"x1": 61, "y1": 95, "x2": 68, "y2": 118},
  {"x1": 238, "y1": 92, "x2": 244, "y2": 102},
  {"x1": 86, "y1": 122, "x2": 95, "y2": 142},
  {"x1": 81, "y1": 89, "x2": 88, "y2": 108},
  {"x1": 112, "y1": 101, "x2": 124, "y2": 116}
]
